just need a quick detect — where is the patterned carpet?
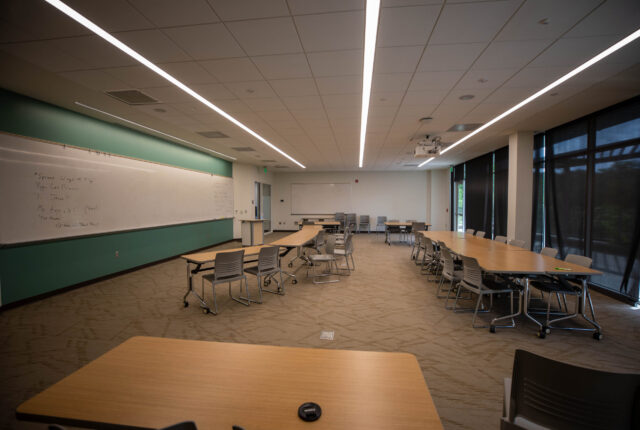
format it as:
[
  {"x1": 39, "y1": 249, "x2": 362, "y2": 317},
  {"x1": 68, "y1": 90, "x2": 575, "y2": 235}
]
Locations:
[{"x1": 2, "y1": 232, "x2": 640, "y2": 430}]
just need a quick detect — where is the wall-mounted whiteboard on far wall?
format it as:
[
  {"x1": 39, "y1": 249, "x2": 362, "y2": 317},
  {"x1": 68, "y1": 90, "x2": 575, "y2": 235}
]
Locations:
[
  {"x1": 0, "y1": 132, "x2": 233, "y2": 245},
  {"x1": 291, "y1": 183, "x2": 352, "y2": 215}
]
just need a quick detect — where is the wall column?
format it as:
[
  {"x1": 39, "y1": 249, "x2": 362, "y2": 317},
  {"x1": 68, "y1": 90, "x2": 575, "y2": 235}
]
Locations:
[{"x1": 507, "y1": 131, "x2": 534, "y2": 248}]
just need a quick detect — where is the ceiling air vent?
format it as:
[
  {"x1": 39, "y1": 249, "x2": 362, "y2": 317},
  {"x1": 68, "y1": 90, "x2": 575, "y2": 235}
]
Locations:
[
  {"x1": 447, "y1": 123, "x2": 483, "y2": 132},
  {"x1": 403, "y1": 163, "x2": 419, "y2": 167},
  {"x1": 197, "y1": 131, "x2": 229, "y2": 138},
  {"x1": 231, "y1": 146, "x2": 256, "y2": 152},
  {"x1": 105, "y1": 89, "x2": 158, "y2": 105}
]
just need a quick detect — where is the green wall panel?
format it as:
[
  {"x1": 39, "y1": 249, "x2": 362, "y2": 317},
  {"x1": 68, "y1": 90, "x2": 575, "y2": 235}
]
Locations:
[{"x1": 0, "y1": 89, "x2": 234, "y2": 306}]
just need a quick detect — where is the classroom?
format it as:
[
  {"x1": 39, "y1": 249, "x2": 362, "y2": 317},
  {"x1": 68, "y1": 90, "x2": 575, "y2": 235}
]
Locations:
[{"x1": 1, "y1": 1, "x2": 639, "y2": 429}]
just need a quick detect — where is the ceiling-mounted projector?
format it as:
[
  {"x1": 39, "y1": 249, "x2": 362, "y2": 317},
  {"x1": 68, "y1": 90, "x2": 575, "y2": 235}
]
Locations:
[{"x1": 414, "y1": 135, "x2": 442, "y2": 158}]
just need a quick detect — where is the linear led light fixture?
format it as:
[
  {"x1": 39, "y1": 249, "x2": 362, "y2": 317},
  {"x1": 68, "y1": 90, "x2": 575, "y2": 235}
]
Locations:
[
  {"x1": 419, "y1": 26, "x2": 640, "y2": 168},
  {"x1": 44, "y1": 0, "x2": 305, "y2": 169},
  {"x1": 359, "y1": 0, "x2": 381, "y2": 168},
  {"x1": 75, "y1": 101, "x2": 236, "y2": 160}
]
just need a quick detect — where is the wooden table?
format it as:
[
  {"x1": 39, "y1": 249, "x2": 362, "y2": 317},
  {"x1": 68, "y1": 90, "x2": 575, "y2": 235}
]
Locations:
[
  {"x1": 384, "y1": 222, "x2": 430, "y2": 245},
  {"x1": 17, "y1": 336, "x2": 444, "y2": 430},
  {"x1": 422, "y1": 231, "x2": 602, "y2": 336},
  {"x1": 272, "y1": 225, "x2": 323, "y2": 275}
]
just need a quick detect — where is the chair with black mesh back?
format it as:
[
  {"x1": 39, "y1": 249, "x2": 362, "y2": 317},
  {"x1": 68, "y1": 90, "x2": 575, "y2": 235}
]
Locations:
[
  {"x1": 358, "y1": 215, "x2": 370, "y2": 233},
  {"x1": 528, "y1": 254, "x2": 600, "y2": 339},
  {"x1": 245, "y1": 246, "x2": 284, "y2": 296},
  {"x1": 540, "y1": 247, "x2": 558, "y2": 258},
  {"x1": 508, "y1": 239, "x2": 525, "y2": 248},
  {"x1": 501, "y1": 349, "x2": 640, "y2": 430},
  {"x1": 475, "y1": 231, "x2": 485, "y2": 238},
  {"x1": 201, "y1": 250, "x2": 252, "y2": 314},
  {"x1": 494, "y1": 235, "x2": 508, "y2": 243},
  {"x1": 454, "y1": 255, "x2": 516, "y2": 328},
  {"x1": 466, "y1": 228, "x2": 475, "y2": 235}
]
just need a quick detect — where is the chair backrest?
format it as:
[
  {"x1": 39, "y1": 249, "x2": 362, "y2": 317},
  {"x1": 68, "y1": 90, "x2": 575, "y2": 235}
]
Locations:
[
  {"x1": 314, "y1": 229, "x2": 326, "y2": 248},
  {"x1": 343, "y1": 234, "x2": 354, "y2": 254},
  {"x1": 412, "y1": 222, "x2": 425, "y2": 232},
  {"x1": 461, "y1": 255, "x2": 483, "y2": 287},
  {"x1": 565, "y1": 254, "x2": 592, "y2": 268},
  {"x1": 406, "y1": 219, "x2": 416, "y2": 223},
  {"x1": 423, "y1": 237, "x2": 435, "y2": 256},
  {"x1": 324, "y1": 234, "x2": 336, "y2": 254},
  {"x1": 540, "y1": 247, "x2": 558, "y2": 258},
  {"x1": 506, "y1": 349, "x2": 640, "y2": 430},
  {"x1": 302, "y1": 220, "x2": 315, "y2": 225},
  {"x1": 257, "y1": 246, "x2": 280, "y2": 272},
  {"x1": 376, "y1": 216, "x2": 387, "y2": 224},
  {"x1": 359, "y1": 215, "x2": 370, "y2": 223},
  {"x1": 494, "y1": 235, "x2": 508, "y2": 243},
  {"x1": 335, "y1": 212, "x2": 345, "y2": 220},
  {"x1": 466, "y1": 228, "x2": 475, "y2": 235},
  {"x1": 441, "y1": 246, "x2": 456, "y2": 277},
  {"x1": 475, "y1": 231, "x2": 485, "y2": 238},
  {"x1": 508, "y1": 239, "x2": 525, "y2": 248},
  {"x1": 389, "y1": 219, "x2": 399, "y2": 222},
  {"x1": 214, "y1": 250, "x2": 244, "y2": 280}
]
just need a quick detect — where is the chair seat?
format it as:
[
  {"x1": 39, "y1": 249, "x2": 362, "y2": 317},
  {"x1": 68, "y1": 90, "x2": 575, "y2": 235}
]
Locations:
[
  {"x1": 202, "y1": 272, "x2": 245, "y2": 283},
  {"x1": 309, "y1": 254, "x2": 335, "y2": 262},
  {"x1": 334, "y1": 249, "x2": 349, "y2": 256},
  {"x1": 244, "y1": 266, "x2": 278, "y2": 276},
  {"x1": 530, "y1": 277, "x2": 581, "y2": 294}
]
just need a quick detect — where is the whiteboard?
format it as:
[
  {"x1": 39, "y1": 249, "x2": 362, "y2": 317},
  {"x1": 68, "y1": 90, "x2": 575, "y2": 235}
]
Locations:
[
  {"x1": 291, "y1": 183, "x2": 352, "y2": 215},
  {"x1": 0, "y1": 132, "x2": 233, "y2": 245}
]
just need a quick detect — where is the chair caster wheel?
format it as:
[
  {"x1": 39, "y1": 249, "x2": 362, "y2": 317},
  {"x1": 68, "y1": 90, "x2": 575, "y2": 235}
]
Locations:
[
  {"x1": 183, "y1": 301, "x2": 189, "y2": 307},
  {"x1": 288, "y1": 262, "x2": 293, "y2": 268},
  {"x1": 543, "y1": 326, "x2": 550, "y2": 334},
  {"x1": 264, "y1": 279, "x2": 271, "y2": 286},
  {"x1": 203, "y1": 308, "x2": 209, "y2": 314},
  {"x1": 489, "y1": 326, "x2": 495, "y2": 333},
  {"x1": 537, "y1": 330, "x2": 546, "y2": 339},
  {"x1": 593, "y1": 332, "x2": 603, "y2": 340},
  {"x1": 292, "y1": 279, "x2": 298, "y2": 284}
]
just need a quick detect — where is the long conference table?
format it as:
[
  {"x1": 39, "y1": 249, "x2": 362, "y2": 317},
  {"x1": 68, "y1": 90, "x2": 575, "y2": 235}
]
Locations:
[
  {"x1": 17, "y1": 336, "x2": 444, "y2": 429},
  {"x1": 421, "y1": 231, "x2": 603, "y2": 338},
  {"x1": 182, "y1": 225, "x2": 323, "y2": 313}
]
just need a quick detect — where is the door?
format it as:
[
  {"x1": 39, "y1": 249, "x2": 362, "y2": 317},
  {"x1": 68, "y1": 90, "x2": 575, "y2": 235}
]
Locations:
[{"x1": 261, "y1": 183, "x2": 271, "y2": 231}]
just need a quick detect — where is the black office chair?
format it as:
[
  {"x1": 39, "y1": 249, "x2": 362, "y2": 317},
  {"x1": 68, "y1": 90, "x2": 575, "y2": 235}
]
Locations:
[
  {"x1": 48, "y1": 422, "x2": 198, "y2": 430},
  {"x1": 502, "y1": 349, "x2": 640, "y2": 430}
]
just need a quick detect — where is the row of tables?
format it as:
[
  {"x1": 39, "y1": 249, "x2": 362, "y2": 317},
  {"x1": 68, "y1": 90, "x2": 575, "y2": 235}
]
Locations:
[{"x1": 420, "y1": 231, "x2": 602, "y2": 337}]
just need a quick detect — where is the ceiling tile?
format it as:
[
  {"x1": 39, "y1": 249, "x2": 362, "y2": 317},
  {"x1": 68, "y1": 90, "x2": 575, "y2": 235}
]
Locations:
[
  {"x1": 211, "y1": 98, "x2": 252, "y2": 113},
  {"x1": 192, "y1": 82, "x2": 237, "y2": 99},
  {"x1": 288, "y1": 0, "x2": 364, "y2": 15},
  {"x1": 199, "y1": 57, "x2": 263, "y2": 82},
  {"x1": 382, "y1": 0, "x2": 443, "y2": 6},
  {"x1": 269, "y1": 78, "x2": 318, "y2": 97},
  {"x1": 322, "y1": 93, "x2": 361, "y2": 108},
  {"x1": 307, "y1": 50, "x2": 363, "y2": 77},
  {"x1": 52, "y1": 35, "x2": 136, "y2": 68},
  {"x1": 402, "y1": 89, "x2": 447, "y2": 105},
  {"x1": 430, "y1": 0, "x2": 521, "y2": 44},
  {"x1": 473, "y1": 39, "x2": 551, "y2": 70},
  {"x1": 564, "y1": 0, "x2": 640, "y2": 39},
  {"x1": 143, "y1": 85, "x2": 195, "y2": 103},
  {"x1": 257, "y1": 110, "x2": 295, "y2": 121},
  {"x1": 417, "y1": 43, "x2": 486, "y2": 72},
  {"x1": 252, "y1": 54, "x2": 312, "y2": 79},
  {"x1": 408, "y1": 70, "x2": 464, "y2": 91},
  {"x1": 225, "y1": 80, "x2": 277, "y2": 99},
  {"x1": 370, "y1": 104, "x2": 400, "y2": 117},
  {"x1": 116, "y1": 29, "x2": 191, "y2": 63},
  {"x1": 370, "y1": 93, "x2": 403, "y2": 109},
  {"x1": 0, "y1": 0, "x2": 89, "y2": 40},
  {"x1": 171, "y1": 101, "x2": 218, "y2": 115},
  {"x1": 455, "y1": 68, "x2": 517, "y2": 90},
  {"x1": 377, "y1": 5, "x2": 439, "y2": 47},
  {"x1": 316, "y1": 75, "x2": 362, "y2": 95},
  {"x1": 207, "y1": 0, "x2": 289, "y2": 20},
  {"x1": 0, "y1": 40, "x2": 86, "y2": 72},
  {"x1": 243, "y1": 97, "x2": 286, "y2": 111},
  {"x1": 529, "y1": 35, "x2": 620, "y2": 68},
  {"x1": 374, "y1": 46, "x2": 423, "y2": 73},
  {"x1": 501, "y1": 65, "x2": 566, "y2": 89},
  {"x1": 65, "y1": 0, "x2": 153, "y2": 32},
  {"x1": 290, "y1": 108, "x2": 327, "y2": 120},
  {"x1": 164, "y1": 24, "x2": 244, "y2": 59},
  {"x1": 159, "y1": 61, "x2": 217, "y2": 85},
  {"x1": 58, "y1": 69, "x2": 128, "y2": 91},
  {"x1": 496, "y1": 0, "x2": 600, "y2": 42},
  {"x1": 372, "y1": 73, "x2": 412, "y2": 92},
  {"x1": 227, "y1": 17, "x2": 302, "y2": 56},
  {"x1": 294, "y1": 11, "x2": 364, "y2": 51},
  {"x1": 282, "y1": 95, "x2": 324, "y2": 110},
  {"x1": 104, "y1": 65, "x2": 167, "y2": 88},
  {"x1": 129, "y1": 0, "x2": 219, "y2": 27}
]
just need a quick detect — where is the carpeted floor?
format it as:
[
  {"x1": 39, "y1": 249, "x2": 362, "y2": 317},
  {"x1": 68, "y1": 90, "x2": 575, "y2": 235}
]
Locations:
[{"x1": 2, "y1": 232, "x2": 640, "y2": 430}]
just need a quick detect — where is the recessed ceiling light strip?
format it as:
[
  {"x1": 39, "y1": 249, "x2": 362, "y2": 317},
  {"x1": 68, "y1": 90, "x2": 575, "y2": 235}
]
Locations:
[
  {"x1": 359, "y1": 0, "x2": 381, "y2": 168},
  {"x1": 74, "y1": 102, "x2": 236, "y2": 160},
  {"x1": 419, "y1": 26, "x2": 640, "y2": 167},
  {"x1": 44, "y1": 0, "x2": 305, "y2": 168}
]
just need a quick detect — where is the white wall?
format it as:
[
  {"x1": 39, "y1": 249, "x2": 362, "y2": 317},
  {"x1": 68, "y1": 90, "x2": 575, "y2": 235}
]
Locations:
[
  {"x1": 232, "y1": 163, "x2": 274, "y2": 239},
  {"x1": 429, "y1": 168, "x2": 451, "y2": 231},
  {"x1": 272, "y1": 171, "x2": 428, "y2": 230}
]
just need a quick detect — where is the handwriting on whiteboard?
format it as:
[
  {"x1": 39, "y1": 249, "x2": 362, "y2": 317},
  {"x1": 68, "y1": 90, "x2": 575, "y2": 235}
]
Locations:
[{"x1": 34, "y1": 172, "x2": 100, "y2": 230}]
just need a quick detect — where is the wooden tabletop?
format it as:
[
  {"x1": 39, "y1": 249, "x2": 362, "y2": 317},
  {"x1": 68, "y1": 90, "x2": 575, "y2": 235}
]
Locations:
[
  {"x1": 422, "y1": 231, "x2": 529, "y2": 253},
  {"x1": 17, "y1": 336, "x2": 443, "y2": 430},
  {"x1": 181, "y1": 244, "x2": 269, "y2": 264},
  {"x1": 271, "y1": 225, "x2": 323, "y2": 247},
  {"x1": 385, "y1": 222, "x2": 427, "y2": 227}
]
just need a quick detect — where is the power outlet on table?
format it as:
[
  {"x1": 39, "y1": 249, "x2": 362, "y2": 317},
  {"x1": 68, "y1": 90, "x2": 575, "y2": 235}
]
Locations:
[{"x1": 115, "y1": 250, "x2": 119, "y2": 257}]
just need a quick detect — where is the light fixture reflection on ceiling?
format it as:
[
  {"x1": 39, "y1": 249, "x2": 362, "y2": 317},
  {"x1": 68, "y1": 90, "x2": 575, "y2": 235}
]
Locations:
[
  {"x1": 359, "y1": 0, "x2": 381, "y2": 168},
  {"x1": 419, "y1": 26, "x2": 640, "y2": 168},
  {"x1": 75, "y1": 102, "x2": 236, "y2": 160},
  {"x1": 43, "y1": 0, "x2": 304, "y2": 168}
]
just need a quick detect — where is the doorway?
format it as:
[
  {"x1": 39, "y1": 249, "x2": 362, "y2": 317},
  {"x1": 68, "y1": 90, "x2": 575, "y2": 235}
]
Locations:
[{"x1": 254, "y1": 181, "x2": 271, "y2": 232}]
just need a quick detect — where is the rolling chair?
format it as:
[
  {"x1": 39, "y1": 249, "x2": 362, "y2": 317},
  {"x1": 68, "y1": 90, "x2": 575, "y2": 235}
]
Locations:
[{"x1": 201, "y1": 250, "x2": 253, "y2": 314}]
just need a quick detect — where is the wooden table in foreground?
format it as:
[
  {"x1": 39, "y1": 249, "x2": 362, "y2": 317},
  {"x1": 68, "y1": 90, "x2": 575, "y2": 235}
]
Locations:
[{"x1": 17, "y1": 336, "x2": 444, "y2": 430}]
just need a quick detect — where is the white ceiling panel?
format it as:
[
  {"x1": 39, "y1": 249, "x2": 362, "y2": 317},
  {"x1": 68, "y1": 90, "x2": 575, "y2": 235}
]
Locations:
[
  {"x1": 322, "y1": 93, "x2": 362, "y2": 108},
  {"x1": 377, "y1": 5, "x2": 440, "y2": 47},
  {"x1": 65, "y1": 0, "x2": 153, "y2": 32},
  {"x1": 382, "y1": 0, "x2": 443, "y2": 6},
  {"x1": 199, "y1": 57, "x2": 263, "y2": 82},
  {"x1": 370, "y1": 104, "x2": 401, "y2": 117},
  {"x1": 207, "y1": 0, "x2": 289, "y2": 20},
  {"x1": 204, "y1": 98, "x2": 251, "y2": 113},
  {"x1": 191, "y1": 83, "x2": 237, "y2": 99},
  {"x1": 408, "y1": 70, "x2": 465, "y2": 91},
  {"x1": 529, "y1": 35, "x2": 620, "y2": 68},
  {"x1": 257, "y1": 110, "x2": 295, "y2": 121},
  {"x1": 159, "y1": 61, "x2": 217, "y2": 85},
  {"x1": 104, "y1": 65, "x2": 167, "y2": 88},
  {"x1": 374, "y1": 46, "x2": 424, "y2": 74},
  {"x1": 0, "y1": 40, "x2": 86, "y2": 72},
  {"x1": 455, "y1": 68, "x2": 517, "y2": 90},
  {"x1": 402, "y1": 89, "x2": 447, "y2": 105},
  {"x1": 316, "y1": 75, "x2": 362, "y2": 95},
  {"x1": 225, "y1": 80, "x2": 277, "y2": 99},
  {"x1": 270, "y1": 78, "x2": 318, "y2": 97},
  {"x1": 566, "y1": 0, "x2": 640, "y2": 39},
  {"x1": 372, "y1": 73, "x2": 412, "y2": 92},
  {"x1": 501, "y1": 65, "x2": 566, "y2": 89},
  {"x1": 430, "y1": 0, "x2": 520, "y2": 45},
  {"x1": 116, "y1": 30, "x2": 191, "y2": 63},
  {"x1": 227, "y1": 17, "x2": 302, "y2": 56},
  {"x1": 472, "y1": 39, "x2": 551, "y2": 70},
  {"x1": 290, "y1": 109, "x2": 327, "y2": 120},
  {"x1": 130, "y1": 0, "x2": 218, "y2": 27},
  {"x1": 52, "y1": 35, "x2": 136, "y2": 68},
  {"x1": 59, "y1": 69, "x2": 127, "y2": 91},
  {"x1": 294, "y1": 11, "x2": 364, "y2": 52},
  {"x1": 143, "y1": 86, "x2": 196, "y2": 103},
  {"x1": 0, "y1": 0, "x2": 89, "y2": 40},
  {"x1": 252, "y1": 54, "x2": 312, "y2": 79},
  {"x1": 242, "y1": 97, "x2": 286, "y2": 111},
  {"x1": 307, "y1": 50, "x2": 363, "y2": 77},
  {"x1": 0, "y1": 19, "x2": 37, "y2": 44},
  {"x1": 288, "y1": 0, "x2": 364, "y2": 15},
  {"x1": 418, "y1": 43, "x2": 486, "y2": 72},
  {"x1": 282, "y1": 95, "x2": 324, "y2": 110},
  {"x1": 172, "y1": 101, "x2": 219, "y2": 115},
  {"x1": 164, "y1": 24, "x2": 244, "y2": 59}
]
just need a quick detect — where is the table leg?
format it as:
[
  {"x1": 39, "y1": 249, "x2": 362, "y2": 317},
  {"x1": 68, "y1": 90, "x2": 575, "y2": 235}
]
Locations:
[
  {"x1": 182, "y1": 261, "x2": 212, "y2": 312},
  {"x1": 490, "y1": 283, "x2": 523, "y2": 332}
]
